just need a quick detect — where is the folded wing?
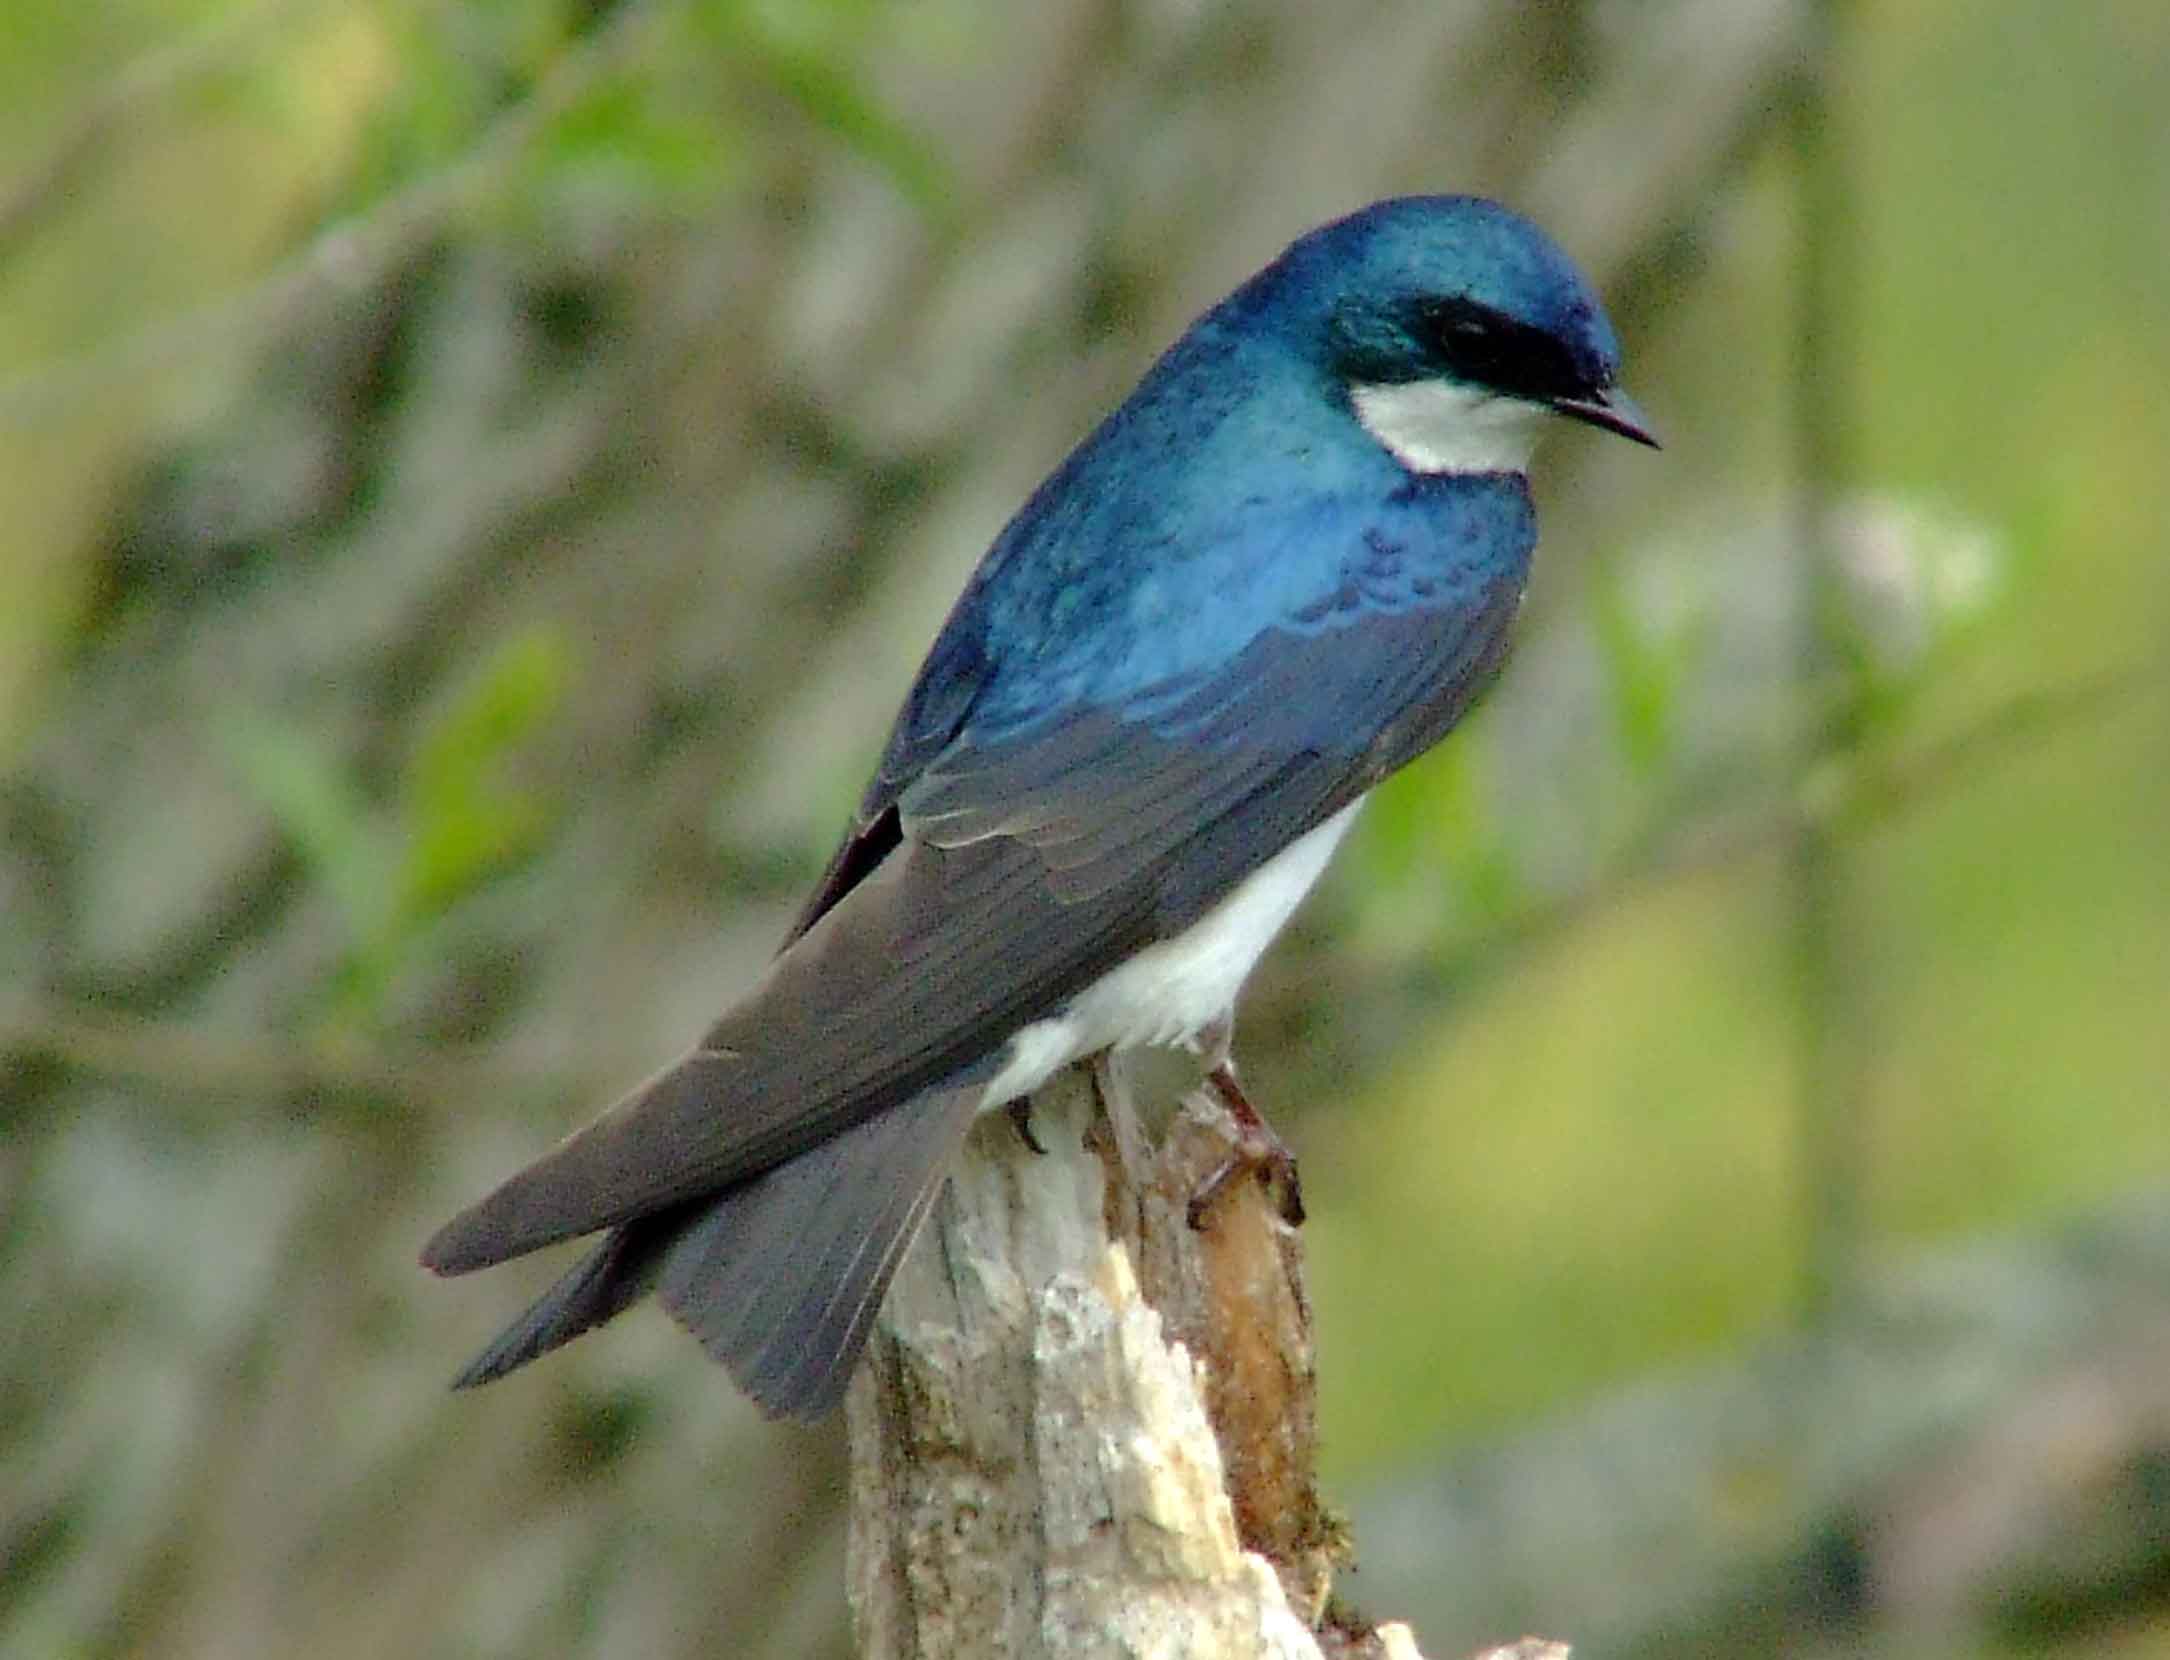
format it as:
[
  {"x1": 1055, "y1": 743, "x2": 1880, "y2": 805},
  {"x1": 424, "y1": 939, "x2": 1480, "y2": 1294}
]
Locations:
[{"x1": 423, "y1": 496, "x2": 1526, "y2": 1280}]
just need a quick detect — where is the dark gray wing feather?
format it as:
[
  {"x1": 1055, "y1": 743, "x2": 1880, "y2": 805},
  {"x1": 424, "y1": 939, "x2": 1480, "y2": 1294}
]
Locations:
[
  {"x1": 421, "y1": 566, "x2": 1524, "y2": 1283},
  {"x1": 420, "y1": 824, "x2": 1156, "y2": 1274},
  {"x1": 655, "y1": 1081, "x2": 981, "y2": 1417},
  {"x1": 446, "y1": 1214, "x2": 674, "y2": 1388},
  {"x1": 444, "y1": 1085, "x2": 979, "y2": 1416}
]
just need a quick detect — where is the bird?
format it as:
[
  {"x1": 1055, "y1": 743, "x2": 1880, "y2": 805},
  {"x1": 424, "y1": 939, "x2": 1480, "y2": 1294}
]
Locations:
[{"x1": 422, "y1": 194, "x2": 1658, "y2": 1420}]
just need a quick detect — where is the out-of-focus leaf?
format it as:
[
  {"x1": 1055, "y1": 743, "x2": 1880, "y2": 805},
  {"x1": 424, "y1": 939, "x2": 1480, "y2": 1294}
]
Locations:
[
  {"x1": 1422, "y1": 737, "x2": 1522, "y2": 926},
  {"x1": 538, "y1": 75, "x2": 737, "y2": 206},
  {"x1": 212, "y1": 630, "x2": 569, "y2": 1022},
  {"x1": 753, "y1": 42, "x2": 950, "y2": 213},
  {"x1": 399, "y1": 790, "x2": 552, "y2": 927},
  {"x1": 396, "y1": 624, "x2": 569, "y2": 923},
  {"x1": 332, "y1": 0, "x2": 597, "y2": 222},
  {"x1": 337, "y1": 8, "x2": 494, "y2": 211},
  {"x1": 694, "y1": 0, "x2": 953, "y2": 214},
  {"x1": 467, "y1": 0, "x2": 587, "y2": 83},
  {"x1": 1590, "y1": 556, "x2": 1687, "y2": 779},
  {"x1": 1357, "y1": 735, "x2": 1522, "y2": 948},
  {"x1": 217, "y1": 704, "x2": 391, "y2": 944}
]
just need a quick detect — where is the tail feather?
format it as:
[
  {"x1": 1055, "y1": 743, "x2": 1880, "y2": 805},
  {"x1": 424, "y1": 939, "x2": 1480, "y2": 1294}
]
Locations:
[
  {"x1": 659, "y1": 1082, "x2": 980, "y2": 1418},
  {"x1": 447, "y1": 1218, "x2": 672, "y2": 1389},
  {"x1": 442, "y1": 1082, "x2": 982, "y2": 1416}
]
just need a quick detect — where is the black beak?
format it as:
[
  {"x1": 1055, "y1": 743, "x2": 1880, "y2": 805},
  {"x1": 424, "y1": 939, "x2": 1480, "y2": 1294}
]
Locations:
[{"x1": 1552, "y1": 386, "x2": 1661, "y2": 448}]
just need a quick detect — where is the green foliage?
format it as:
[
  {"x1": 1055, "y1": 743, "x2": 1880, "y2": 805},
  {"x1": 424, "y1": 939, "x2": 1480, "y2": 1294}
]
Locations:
[
  {"x1": 218, "y1": 700, "x2": 393, "y2": 958},
  {"x1": 398, "y1": 625, "x2": 569, "y2": 925},
  {"x1": 7, "y1": 1, "x2": 2168, "y2": 1650},
  {"x1": 341, "y1": 0, "x2": 521, "y2": 208},
  {"x1": 220, "y1": 625, "x2": 572, "y2": 1022},
  {"x1": 1356, "y1": 735, "x2": 1523, "y2": 951},
  {"x1": 325, "y1": 0, "x2": 950, "y2": 233},
  {"x1": 537, "y1": 74, "x2": 738, "y2": 205},
  {"x1": 1316, "y1": 4, "x2": 2170, "y2": 1493},
  {"x1": 711, "y1": 0, "x2": 952, "y2": 214},
  {"x1": 1588, "y1": 553, "x2": 1690, "y2": 779}
]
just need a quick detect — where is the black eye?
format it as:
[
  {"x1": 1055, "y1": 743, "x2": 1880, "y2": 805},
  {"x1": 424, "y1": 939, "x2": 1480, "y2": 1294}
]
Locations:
[
  {"x1": 1420, "y1": 296, "x2": 1594, "y2": 403},
  {"x1": 1430, "y1": 306, "x2": 1512, "y2": 380}
]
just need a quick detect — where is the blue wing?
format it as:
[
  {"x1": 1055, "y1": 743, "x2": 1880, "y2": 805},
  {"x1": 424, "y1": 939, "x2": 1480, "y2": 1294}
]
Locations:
[
  {"x1": 792, "y1": 470, "x2": 1532, "y2": 927},
  {"x1": 424, "y1": 475, "x2": 1532, "y2": 1272}
]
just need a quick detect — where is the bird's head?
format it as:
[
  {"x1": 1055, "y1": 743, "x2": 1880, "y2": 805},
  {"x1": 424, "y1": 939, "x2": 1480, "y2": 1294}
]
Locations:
[{"x1": 1255, "y1": 195, "x2": 1658, "y2": 475}]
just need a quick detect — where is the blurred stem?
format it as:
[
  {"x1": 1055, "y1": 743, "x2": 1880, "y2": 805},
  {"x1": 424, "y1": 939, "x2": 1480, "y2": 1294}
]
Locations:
[
  {"x1": 0, "y1": 0, "x2": 310, "y2": 274},
  {"x1": 0, "y1": 0, "x2": 663, "y2": 427},
  {"x1": 1790, "y1": 0, "x2": 1864, "y2": 1321}
]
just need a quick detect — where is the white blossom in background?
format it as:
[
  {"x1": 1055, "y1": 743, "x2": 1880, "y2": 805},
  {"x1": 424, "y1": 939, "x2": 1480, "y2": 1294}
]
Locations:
[{"x1": 1384, "y1": 491, "x2": 2007, "y2": 926}]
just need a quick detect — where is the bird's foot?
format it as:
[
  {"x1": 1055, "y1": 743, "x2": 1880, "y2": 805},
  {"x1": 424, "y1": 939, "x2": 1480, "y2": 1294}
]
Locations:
[
  {"x1": 1187, "y1": 1061, "x2": 1305, "y2": 1228},
  {"x1": 1006, "y1": 1098, "x2": 1049, "y2": 1156}
]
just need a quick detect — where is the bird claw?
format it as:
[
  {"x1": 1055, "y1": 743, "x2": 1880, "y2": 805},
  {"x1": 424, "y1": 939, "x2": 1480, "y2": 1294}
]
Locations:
[
  {"x1": 1006, "y1": 1098, "x2": 1049, "y2": 1156},
  {"x1": 1186, "y1": 1062, "x2": 1305, "y2": 1228}
]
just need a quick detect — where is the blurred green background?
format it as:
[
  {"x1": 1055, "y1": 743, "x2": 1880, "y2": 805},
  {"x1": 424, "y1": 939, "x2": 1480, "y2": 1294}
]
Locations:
[{"x1": 4, "y1": 2, "x2": 2166, "y2": 1657}]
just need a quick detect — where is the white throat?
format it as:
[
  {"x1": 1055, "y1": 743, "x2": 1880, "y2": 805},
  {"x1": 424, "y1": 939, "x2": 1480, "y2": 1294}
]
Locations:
[{"x1": 1351, "y1": 379, "x2": 1543, "y2": 475}]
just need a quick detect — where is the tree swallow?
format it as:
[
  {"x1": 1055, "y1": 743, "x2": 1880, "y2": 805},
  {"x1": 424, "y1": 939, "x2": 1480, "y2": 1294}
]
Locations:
[{"x1": 423, "y1": 195, "x2": 1657, "y2": 1419}]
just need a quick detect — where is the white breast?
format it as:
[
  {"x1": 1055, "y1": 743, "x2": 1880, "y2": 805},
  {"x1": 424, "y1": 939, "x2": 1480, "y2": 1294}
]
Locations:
[{"x1": 979, "y1": 798, "x2": 1364, "y2": 1108}]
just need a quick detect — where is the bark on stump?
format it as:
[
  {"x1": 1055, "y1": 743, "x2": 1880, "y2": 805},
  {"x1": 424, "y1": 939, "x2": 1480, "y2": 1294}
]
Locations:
[{"x1": 844, "y1": 1064, "x2": 1514, "y2": 1659}]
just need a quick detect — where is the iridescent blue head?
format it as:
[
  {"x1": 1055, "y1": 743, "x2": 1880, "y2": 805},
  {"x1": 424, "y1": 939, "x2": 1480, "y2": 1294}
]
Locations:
[{"x1": 1246, "y1": 194, "x2": 1658, "y2": 472}]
